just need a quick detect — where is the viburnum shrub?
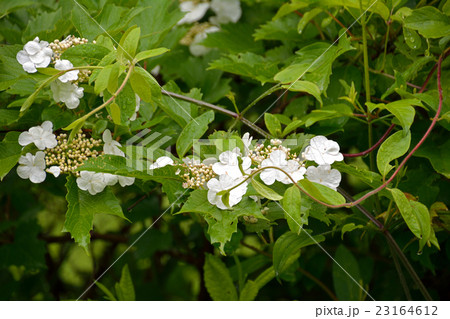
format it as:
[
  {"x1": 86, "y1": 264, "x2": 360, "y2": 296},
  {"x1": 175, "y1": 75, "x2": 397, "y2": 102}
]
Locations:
[{"x1": 0, "y1": 0, "x2": 448, "y2": 301}]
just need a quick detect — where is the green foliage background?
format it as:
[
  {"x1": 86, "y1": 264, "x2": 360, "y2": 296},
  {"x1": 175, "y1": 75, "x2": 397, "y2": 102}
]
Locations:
[{"x1": 0, "y1": 0, "x2": 449, "y2": 301}]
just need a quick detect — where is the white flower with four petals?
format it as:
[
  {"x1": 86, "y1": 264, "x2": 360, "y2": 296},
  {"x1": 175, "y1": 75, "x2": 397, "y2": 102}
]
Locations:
[
  {"x1": 212, "y1": 147, "x2": 251, "y2": 179},
  {"x1": 50, "y1": 80, "x2": 84, "y2": 109},
  {"x1": 18, "y1": 121, "x2": 57, "y2": 150},
  {"x1": 76, "y1": 171, "x2": 107, "y2": 195},
  {"x1": 260, "y1": 150, "x2": 305, "y2": 185},
  {"x1": 304, "y1": 135, "x2": 343, "y2": 165},
  {"x1": 16, "y1": 151, "x2": 47, "y2": 183}
]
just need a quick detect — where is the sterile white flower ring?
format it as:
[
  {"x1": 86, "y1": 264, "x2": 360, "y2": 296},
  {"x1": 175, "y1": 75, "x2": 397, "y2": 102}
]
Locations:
[
  {"x1": 16, "y1": 151, "x2": 47, "y2": 184},
  {"x1": 18, "y1": 121, "x2": 57, "y2": 150},
  {"x1": 16, "y1": 37, "x2": 53, "y2": 73},
  {"x1": 304, "y1": 135, "x2": 344, "y2": 165}
]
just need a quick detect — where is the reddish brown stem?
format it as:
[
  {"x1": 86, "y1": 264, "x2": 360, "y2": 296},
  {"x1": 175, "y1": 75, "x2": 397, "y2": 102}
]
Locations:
[
  {"x1": 343, "y1": 124, "x2": 396, "y2": 157},
  {"x1": 419, "y1": 48, "x2": 450, "y2": 93},
  {"x1": 326, "y1": 11, "x2": 355, "y2": 38}
]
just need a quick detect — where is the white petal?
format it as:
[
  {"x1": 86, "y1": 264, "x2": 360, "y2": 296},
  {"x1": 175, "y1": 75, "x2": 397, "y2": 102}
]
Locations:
[
  {"x1": 24, "y1": 40, "x2": 41, "y2": 55},
  {"x1": 29, "y1": 168, "x2": 46, "y2": 183},
  {"x1": 22, "y1": 61, "x2": 37, "y2": 73},
  {"x1": 17, "y1": 165, "x2": 32, "y2": 179},
  {"x1": 55, "y1": 59, "x2": 73, "y2": 70},
  {"x1": 118, "y1": 176, "x2": 135, "y2": 187},
  {"x1": 16, "y1": 50, "x2": 31, "y2": 65},
  {"x1": 48, "y1": 166, "x2": 61, "y2": 177},
  {"x1": 18, "y1": 132, "x2": 33, "y2": 146}
]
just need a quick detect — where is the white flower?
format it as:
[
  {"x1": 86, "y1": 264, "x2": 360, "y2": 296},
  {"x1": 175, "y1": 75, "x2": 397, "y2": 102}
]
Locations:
[
  {"x1": 117, "y1": 175, "x2": 135, "y2": 187},
  {"x1": 54, "y1": 59, "x2": 79, "y2": 83},
  {"x1": 76, "y1": 171, "x2": 107, "y2": 195},
  {"x1": 16, "y1": 152, "x2": 46, "y2": 183},
  {"x1": 306, "y1": 164, "x2": 341, "y2": 191},
  {"x1": 47, "y1": 166, "x2": 61, "y2": 177},
  {"x1": 177, "y1": 1, "x2": 210, "y2": 25},
  {"x1": 260, "y1": 150, "x2": 305, "y2": 185},
  {"x1": 102, "y1": 129, "x2": 124, "y2": 157},
  {"x1": 304, "y1": 135, "x2": 343, "y2": 165},
  {"x1": 102, "y1": 173, "x2": 135, "y2": 187},
  {"x1": 18, "y1": 121, "x2": 57, "y2": 150},
  {"x1": 16, "y1": 37, "x2": 53, "y2": 73},
  {"x1": 210, "y1": 0, "x2": 242, "y2": 25},
  {"x1": 202, "y1": 157, "x2": 218, "y2": 166},
  {"x1": 50, "y1": 80, "x2": 84, "y2": 109},
  {"x1": 130, "y1": 94, "x2": 140, "y2": 121},
  {"x1": 150, "y1": 156, "x2": 174, "y2": 169},
  {"x1": 242, "y1": 132, "x2": 253, "y2": 155},
  {"x1": 189, "y1": 26, "x2": 220, "y2": 56},
  {"x1": 207, "y1": 174, "x2": 247, "y2": 210},
  {"x1": 212, "y1": 147, "x2": 251, "y2": 179}
]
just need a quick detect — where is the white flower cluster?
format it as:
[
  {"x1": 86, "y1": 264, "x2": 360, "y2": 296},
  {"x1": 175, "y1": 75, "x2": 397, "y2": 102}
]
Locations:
[
  {"x1": 150, "y1": 133, "x2": 344, "y2": 210},
  {"x1": 16, "y1": 122, "x2": 134, "y2": 195},
  {"x1": 177, "y1": 0, "x2": 242, "y2": 56},
  {"x1": 16, "y1": 36, "x2": 87, "y2": 109}
]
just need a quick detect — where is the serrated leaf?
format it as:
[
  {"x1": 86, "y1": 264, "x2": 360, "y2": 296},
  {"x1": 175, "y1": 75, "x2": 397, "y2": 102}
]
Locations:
[
  {"x1": 204, "y1": 254, "x2": 238, "y2": 301},
  {"x1": 71, "y1": 4, "x2": 101, "y2": 40},
  {"x1": 251, "y1": 178, "x2": 283, "y2": 201},
  {"x1": 64, "y1": 175, "x2": 126, "y2": 251},
  {"x1": 404, "y1": 6, "x2": 450, "y2": 39},
  {"x1": 377, "y1": 130, "x2": 411, "y2": 177},
  {"x1": 176, "y1": 111, "x2": 214, "y2": 158},
  {"x1": 134, "y1": 47, "x2": 169, "y2": 63},
  {"x1": 0, "y1": 132, "x2": 22, "y2": 181},
  {"x1": 273, "y1": 231, "x2": 325, "y2": 276},
  {"x1": 61, "y1": 43, "x2": 111, "y2": 67}
]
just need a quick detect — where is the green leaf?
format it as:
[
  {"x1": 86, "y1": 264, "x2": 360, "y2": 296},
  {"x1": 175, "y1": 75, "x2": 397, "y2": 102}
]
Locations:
[
  {"x1": 282, "y1": 186, "x2": 309, "y2": 234},
  {"x1": 61, "y1": 43, "x2": 111, "y2": 66},
  {"x1": 385, "y1": 99, "x2": 422, "y2": 132},
  {"x1": 403, "y1": 27, "x2": 422, "y2": 50},
  {"x1": 115, "y1": 264, "x2": 135, "y2": 301},
  {"x1": 204, "y1": 254, "x2": 238, "y2": 301},
  {"x1": 273, "y1": 231, "x2": 325, "y2": 276},
  {"x1": 0, "y1": 132, "x2": 22, "y2": 181},
  {"x1": 95, "y1": 282, "x2": 117, "y2": 301},
  {"x1": 414, "y1": 139, "x2": 450, "y2": 178},
  {"x1": 113, "y1": 81, "x2": 137, "y2": 124},
  {"x1": 117, "y1": 26, "x2": 140, "y2": 63},
  {"x1": 176, "y1": 111, "x2": 214, "y2": 158},
  {"x1": 376, "y1": 130, "x2": 411, "y2": 177},
  {"x1": 64, "y1": 175, "x2": 126, "y2": 251},
  {"x1": 282, "y1": 120, "x2": 304, "y2": 137},
  {"x1": 282, "y1": 80, "x2": 323, "y2": 106},
  {"x1": 109, "y1": 102, "x2": 121, "y2": 125},
  {"x1": 303, "y1": 104, "x2": 352, "y2": 127},
  {"x1": 129, "y1": 67, "x2": 161, "y2": 103},
  {"x1": 298, "y1": 179, "x2": 346, "y2": 205},
  {"x1": 390, "y1": 189, "x2": 431, "y2": 251},
  {"x1": 251, "y1": 178, "x2": 283, "y2": 201},
  {"x1": 94, "y1": 64, "x2": 113, "y2": 95},
  {"x1": 297, "y1": 8, "x2": 323, "y2": 33},
  {"x1": 341, "y1": 223, "x2": 364, "y2": 240},
  {"x1": 71, "y1": 4, "x2": 101, "y2": 40},
  {"x1": 253, "y1": 15, "x2": 300, "y2": 41},
  {"x1": 332, "y1": 245, "x2": 363, "y2": 301},
  {"x1": 264, "y1": 113, "x2": 281, "y2": 137},
  {"x1": 239, "y1": 267, "x2": 276, "y2": 301},
  {"x1": 134, "y1": 47, "x2": 169, "y2": 63},
  {"x1": 209, "y1": 52, "x2": 279, "y2": 85},
  {"x1": 404, "y1": 6, "x2": 450, "y2": 39}
]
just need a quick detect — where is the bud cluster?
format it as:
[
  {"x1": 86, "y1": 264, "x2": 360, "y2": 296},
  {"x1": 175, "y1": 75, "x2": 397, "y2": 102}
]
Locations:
[
  {"x1": 181, "y1": 162, "x2": 216, "y2": 189},
  {"x1": 49, "y1": 35, "x2": 90, "y2": 61},
  {"x1": 44, "y1": 133, "x2": 102, "y2": 176},
  {"x1": 249, "y1": 140, "x2": 300, "y2": 167}
]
